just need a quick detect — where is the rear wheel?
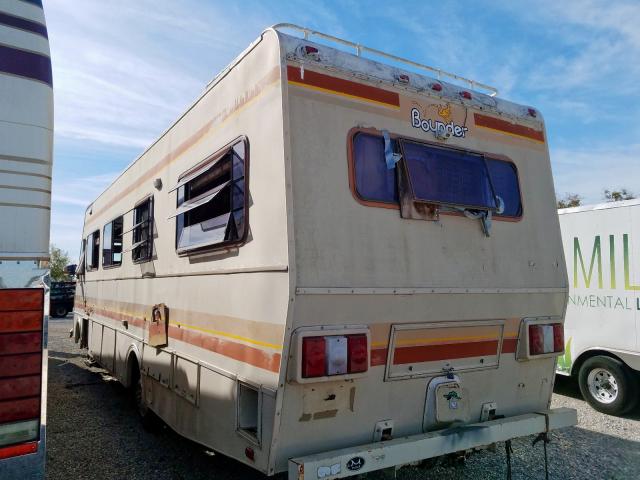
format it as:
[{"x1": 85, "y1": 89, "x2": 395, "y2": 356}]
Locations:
[
  {"x1": 129, "y1": 359, "x2": 161, "y2": 431},
  {"x1": 578, "y1": 356, "x2": 638, "y2": 415},
  {"x1": 52, "y1": 305, "x2": 68, "y2": 318}
]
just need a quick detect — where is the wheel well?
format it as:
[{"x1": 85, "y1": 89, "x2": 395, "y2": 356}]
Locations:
[
  {"x1": 572, "y1": 349, "x2": 627, "y2": 376},
  {"x1": 126, "y1": 351, "x2": 140, "y2": 389}
]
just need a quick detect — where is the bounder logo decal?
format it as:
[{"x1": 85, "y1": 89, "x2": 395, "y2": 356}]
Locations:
[{"x1": 410, "y1": 106, "x2": 469, "y2": 138}]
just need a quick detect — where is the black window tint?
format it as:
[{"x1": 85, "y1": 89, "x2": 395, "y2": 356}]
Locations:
[
  {"x1": 352, "y1": 133, "x2": 397, "y2": 203},
  {"x1": 175, "y1": 139, "x2": 247, "y2": 253},
  {"x1": 103, "y1": 216, "x2": 123, "y2": 267},
  {"x1": 132, "y1": 198, "x2": 153, "y2": 262},
  {"x1": 486, "y1": 159, "x2": 522, "y2": 217}
]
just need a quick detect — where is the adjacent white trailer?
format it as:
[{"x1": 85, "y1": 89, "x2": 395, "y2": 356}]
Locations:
[
  {"x1": 0, "y1": 0, "x2": 53, "y2": 478},
  {"x1": 558, "y1": 199, "x2": 640, "y2": 415},
  {"x1": 73, "y1": 24, "x2": 576, "y2": 479}
]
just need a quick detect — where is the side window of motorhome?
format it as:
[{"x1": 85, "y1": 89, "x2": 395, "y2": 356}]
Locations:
[
  {"x1": 103, "y1": 216, "x2": 123, "y2": 267},
  {"x1": 132, "y1": 198, "x2": 153, "y2": 263},
  {"x1": 172, "y1": 139, "x2": 247, "y2": 253},
  {"x1": 351, "y1": 132, "x2": 522, "y2": 217},
  {"x1": 85, "y1": 230, "x2": 100, "y2": 271}
]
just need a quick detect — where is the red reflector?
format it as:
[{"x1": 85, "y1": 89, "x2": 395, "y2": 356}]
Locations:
[
  {"x1": 431, "y1": 83, "x2": 443, "y2": 92},
  {"x1": 553, "y1": 324, "x2": 564, "y2": 353},
  {"x1": 303, "y1": 45, "x2": 319, "y2": 55},
  {"x1": 396, "y1": 74, "x2": 410, "y2": 84},
  {"x1": 460, "y1": 91, "x2": 472, "y2": 100},
  {"x1": 528, "y1": 325, "x2": 544, "y2": 355},
  {"x1": 302, "y1": 337, "x2": 326, "y2": 378},
  {"x1": 347, "y1": 335, "x2": 368, "y2": 373},
  {"x1": 244, "y1": 446, "x2": 254, "y2": 461},
  {"x1": 0, "y1": 441, "x2": 38, "y2": 460}
]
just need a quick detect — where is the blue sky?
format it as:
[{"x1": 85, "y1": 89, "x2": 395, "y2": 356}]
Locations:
[{"x1": 45, "y1": 0, "x2": 640, "y2": 259}]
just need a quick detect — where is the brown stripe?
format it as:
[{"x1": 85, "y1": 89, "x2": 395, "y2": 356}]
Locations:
[
  {"x1": 474, "y1": 113, "x2": 545, "y2": 142},
  {"x1": 0, "y1": 289, "x2": 43, "y2": 311},
  {"x1": 394, "y1": 340, "x2": 500, "y2": 364},
  {"x1": 502, "y1": 338, "x2": 518, "y2": 354},
  {"x1": 0, "y1": 310, "x2": 42, "y2": 333},
  {"x1": 370, "y1": 348, "x2": 388, "y2": 367},
  {"x1": 287, "y1": 65, "x2": 399, "y2": 107}
]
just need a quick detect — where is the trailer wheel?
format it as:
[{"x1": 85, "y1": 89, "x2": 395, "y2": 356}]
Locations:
[
  {"x1": 52, "y1": 305, "x2": 68, "y2": 318},
  {"x1": 129, "y1": 359, "x2": 161, "y2": 431},
  {"x1": 578, "y1": 356, "x2": 638, "y2": 415}
]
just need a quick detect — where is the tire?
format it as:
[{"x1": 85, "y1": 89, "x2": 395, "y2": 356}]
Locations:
[
  {"x1": 52, "y1": 305, "x2": 68, "y2": 318},
  {"x1": 130, "y1": 363, "x2": 161, "y2": 431},
  {"x1": 578, "y1": 355, "x2": 639, "y2": 415}
]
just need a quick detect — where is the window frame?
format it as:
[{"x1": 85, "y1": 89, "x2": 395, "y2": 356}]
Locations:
[
  {"x1": 85, "y1": 230, "x2": 100, "y2": 271},
  {"x1": 172, "y1": 136, "x2": 250, "y2": 256},
  {"x1": 131, "y1": 195, "x2": 154, "y2": 264},
  {"x1": 347, "y1": 127, "x2": 524, "y2": 221},
  {"x1": 102, "y1": 215, "x2": 124, "y2": 269}
]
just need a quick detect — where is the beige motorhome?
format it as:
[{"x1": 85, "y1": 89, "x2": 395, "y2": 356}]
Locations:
[{"x1": 73, "y1": 24, "x2": 576, "y2": 479}]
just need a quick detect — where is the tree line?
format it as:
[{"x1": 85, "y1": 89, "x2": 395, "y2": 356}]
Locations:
[{"x1": 557, "y1": 188, "x2": 635, "y2": 209}]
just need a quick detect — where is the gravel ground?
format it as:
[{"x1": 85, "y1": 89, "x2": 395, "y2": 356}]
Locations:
[{"x1": 45, "y1": 316, "x2": 640, "y2": 480}]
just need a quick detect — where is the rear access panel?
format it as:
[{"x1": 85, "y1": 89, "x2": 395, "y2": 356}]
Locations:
[{"x1": 385, "y1": 321, "x2": 505, "y2": 380}]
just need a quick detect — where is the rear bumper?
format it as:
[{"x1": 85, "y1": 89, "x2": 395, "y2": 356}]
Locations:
[
  {"x1": 0, "y1": 425, "x2": 46, "y2": 480},
  {"x1": 288, "y1": 407, "x2": 577, "y2": 479}
]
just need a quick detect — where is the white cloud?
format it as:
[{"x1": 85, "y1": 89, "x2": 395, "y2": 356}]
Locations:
[{"x1": 552, "y1": 143, "x2": 640, "y2": 204}]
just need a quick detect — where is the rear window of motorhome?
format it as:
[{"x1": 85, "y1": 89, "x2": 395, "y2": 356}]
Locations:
[
  {"x1": 86, "y1": 230, "x2": 100, "y2": 270},
  {"x1": 132, "y1": 198, "x2": 153, "y2": 263},
  {"x1": 351, "y1": 132, "x2": 522, "y2": 217},
  {"x1": 173, "y1": 139, "x2": 247, "y2": 253},
  {"x1": 103, "y1": 216, "x2": 123, "y2": 267}
]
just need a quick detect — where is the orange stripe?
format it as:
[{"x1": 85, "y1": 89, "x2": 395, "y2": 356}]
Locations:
[
  {"x1": 0, "y1": 289, "x2": 43, "y2": 312},
  {"x1": 287, "y1": 65, "x2": 399, "y2": 107},
  {"x1": 90, "y1": 307, "x2": 280, "y2": 373},
  {"x1": 169, "y1": 325, "x2": 280, "y2": 373},
  {"x1": 474, "y1": 113, "x2": 545, "y2": 142}
]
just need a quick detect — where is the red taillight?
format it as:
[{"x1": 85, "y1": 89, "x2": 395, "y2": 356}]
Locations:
[
  {"x1": 301, "y1": 333, "x2": 369, "y2": 379},
  {"x1": 0, "y1": 441, "x2": 38, "y2": 460},
  {"x1": 529, "y1": 323, "x2": 563, "y2": 356},
  {"x1": 553, "y1": 324, "x2": 564, "y2": 353},
  {"x1": 303, "y1": 45, "x2": 319, "y2": 55},
  {"x1": 460, "y1": 91, "x2": 472, "y2": 100},
  {"x1": 431, "y1": 83, "x2": 443, "y2": 92},
  {"x1": 347, "y1": 334, "x2": 368, "y2": 373},
  {"x1": 529, "y1": 325, "x2": 544, "y2": 355},
  {"x1": 302, "y1": 337, "x2": 326, "y2": 378}
]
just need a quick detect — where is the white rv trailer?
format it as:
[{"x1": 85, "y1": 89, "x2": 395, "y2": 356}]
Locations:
[
  {"x1": 0, "y1": 0, "x2": 53, "y2": 478},
  {"x1": 73, "y1": 24, "x2": 576, "y2": 478},
  {"x1": 558, "y1": 199, "x2": 640, "y2": 415}
]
